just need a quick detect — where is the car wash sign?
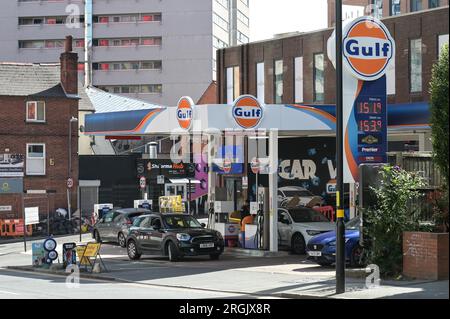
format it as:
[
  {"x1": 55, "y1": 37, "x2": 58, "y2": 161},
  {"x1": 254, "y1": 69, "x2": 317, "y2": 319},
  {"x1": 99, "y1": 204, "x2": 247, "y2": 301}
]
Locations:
[{"x1": 328, "y1": 16, "x2": 394, "y2": 183}]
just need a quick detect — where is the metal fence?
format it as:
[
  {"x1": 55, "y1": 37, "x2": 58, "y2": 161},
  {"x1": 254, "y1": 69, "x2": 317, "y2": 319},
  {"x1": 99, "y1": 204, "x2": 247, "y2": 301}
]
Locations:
[{"x1": 387, "y1": 152, "x2": 444, "y2": 221}]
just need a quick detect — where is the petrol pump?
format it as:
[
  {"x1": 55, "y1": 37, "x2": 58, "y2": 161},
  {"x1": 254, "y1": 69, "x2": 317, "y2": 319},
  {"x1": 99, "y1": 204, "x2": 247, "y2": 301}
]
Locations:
[
  {"x1": 213, "y1": 200, "x2": 240, "y2": 246},
  {"x1": 244, "y1": 187, "x2": 269, "y2": 250},
  {"x1": 134, "y1": 193, "x2": 153, "y2": 210},
  {"x1": 93, "y1": 203, "x2": 113, "y2": 222},
  {"x1": 134, "y1": 199, "x2": 152, "y2": 210}
]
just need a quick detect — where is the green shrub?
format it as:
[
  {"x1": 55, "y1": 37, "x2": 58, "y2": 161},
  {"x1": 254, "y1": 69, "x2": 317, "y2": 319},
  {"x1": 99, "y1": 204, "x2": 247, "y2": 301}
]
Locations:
[{"x1": 363, "y1": 165, "x2": 425, "y2": 277}]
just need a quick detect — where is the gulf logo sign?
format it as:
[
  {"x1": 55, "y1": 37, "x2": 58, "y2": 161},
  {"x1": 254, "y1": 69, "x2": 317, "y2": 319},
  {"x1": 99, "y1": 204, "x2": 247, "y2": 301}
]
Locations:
[
  {"x1": 342, "y1": 16, "x2": 395, "y2": 81},
  {"x1": 232, "y1": 95, "x2": 263, "y2": 129},
  {"x1": 176, "y1": 96, "x2": 194, "y2": 130}
]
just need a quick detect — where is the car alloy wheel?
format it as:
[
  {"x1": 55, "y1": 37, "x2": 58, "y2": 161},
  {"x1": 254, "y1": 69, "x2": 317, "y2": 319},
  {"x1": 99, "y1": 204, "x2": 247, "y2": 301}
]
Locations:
[
  {"x1": 292, "y1": 233, "x2": 306, "y2": 255},
  {"x1": 118, "y1": 233, "x2": 126, "y2": 247},
  {"x1": 127, "y1": 240, "x2": 141, "y2": 260},
  {"x1": 167, "y1": 242, "x2": 179, "y2": 262}
]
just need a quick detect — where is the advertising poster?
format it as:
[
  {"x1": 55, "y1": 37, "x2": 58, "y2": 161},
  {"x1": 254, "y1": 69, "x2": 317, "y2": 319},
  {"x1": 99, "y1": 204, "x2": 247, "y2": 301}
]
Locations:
[
  {"x1": 0, "y1": 154, "x2": 24, "y2": 177},
  {"x1": 63, "y1": 242, "x2": 77, "y2": 268},
  {"x1": 32, "y1": 243, "x2": 46, "y2": 267},
  {"x1": 248, "y1": 137, "x2": 337, "y2": 205}
]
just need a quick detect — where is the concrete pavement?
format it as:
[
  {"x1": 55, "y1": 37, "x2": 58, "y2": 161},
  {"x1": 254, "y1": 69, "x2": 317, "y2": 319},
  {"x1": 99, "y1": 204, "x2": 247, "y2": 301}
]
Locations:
[{"x1": 1, "y1": 234, "x2": 448, "y2": 299}]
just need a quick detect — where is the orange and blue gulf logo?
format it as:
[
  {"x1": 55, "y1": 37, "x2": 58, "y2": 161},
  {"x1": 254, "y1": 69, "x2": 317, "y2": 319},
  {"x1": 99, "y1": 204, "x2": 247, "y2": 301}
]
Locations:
[
  {"x1": 343, "y1": 17, "x2": 394, "y2": 81},
  {"x1": 176, "y1": 96, "x2": 193, "y2": 130},
  {"x1": 232, "y1": 95, "x2": 263, "y2": 129}
]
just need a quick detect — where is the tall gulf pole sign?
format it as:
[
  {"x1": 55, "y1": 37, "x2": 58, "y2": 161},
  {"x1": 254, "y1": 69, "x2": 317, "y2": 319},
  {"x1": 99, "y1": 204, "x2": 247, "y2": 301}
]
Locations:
[{"x1": 328, "y1": 16, "x2": 395, "y2": 183}]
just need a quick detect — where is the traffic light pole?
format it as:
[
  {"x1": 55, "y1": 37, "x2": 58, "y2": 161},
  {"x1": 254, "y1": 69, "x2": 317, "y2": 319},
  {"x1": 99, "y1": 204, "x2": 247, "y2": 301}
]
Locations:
[{"x1": 335, "y1": 0, "x2": 346, "y2": 294}]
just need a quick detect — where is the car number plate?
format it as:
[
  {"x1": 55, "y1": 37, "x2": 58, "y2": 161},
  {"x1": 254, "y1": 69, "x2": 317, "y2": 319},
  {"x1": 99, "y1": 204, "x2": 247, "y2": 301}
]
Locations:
[
  {"x1": 308, "y1": 251, "x2": 322, "y2": 257},
  {"x1": 200, "y1": 242, "x2": 215, "y2": 248}
]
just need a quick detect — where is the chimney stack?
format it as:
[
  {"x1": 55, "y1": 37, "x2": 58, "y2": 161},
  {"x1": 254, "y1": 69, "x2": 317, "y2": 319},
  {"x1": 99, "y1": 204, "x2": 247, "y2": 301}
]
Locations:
[{"x1": 60, "y1": 35, "x2": 78, "y2": 95}]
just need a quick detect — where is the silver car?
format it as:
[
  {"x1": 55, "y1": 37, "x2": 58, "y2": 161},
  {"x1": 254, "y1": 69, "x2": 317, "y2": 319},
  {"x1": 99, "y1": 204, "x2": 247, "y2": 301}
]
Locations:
[{"x1": 93, "y1": 208, "x2": 150, "y2": 247}]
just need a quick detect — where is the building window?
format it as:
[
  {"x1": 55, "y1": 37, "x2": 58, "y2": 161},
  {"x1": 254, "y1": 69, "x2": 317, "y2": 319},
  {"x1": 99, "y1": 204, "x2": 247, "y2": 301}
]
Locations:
[
  {"x1": 93, "y1": 61, "x2": 162, "y2": 71},
  {"x1": 98, "y1": 84, "x2": 162, "y2": 94},
  {"x1": 93, "y1": 37, "x2": 161, "y2": 47},
  {"x1": 410, "y1": 0, "x2": 422, "y2": 11},
  {"x1": 390, "y1": 0, "x2": 402, "y2": 15},
  {"x1": 19, "y1": 40, "x2": 66, "y2": 49},
  {"x1": 93, "y1": 13, "x2": 161, "y2": 23},
  {"x1": 237, "y1": 10, "x2": 249, "y2": 26},
  {"x1": 26, "y1": 143, "x2": 45, "y2": 176},
  {"x1": 313, "y1": 53, "x2": 325, "y2": 102},
  {"x1": 274, "y1": 60, "x2": 283, "y2": 104},
  {"x1": 410, "y1": 38, "x2": 422, "y2": 93},
  {"x1": 438, "y1": 34, "x2": 449, "y2": 57},
  {"x1": 19, "y1": 16, "x2": 66, "y2": 25},
  {"x1": 213, "y1": 36, "x2": 228, "y2": 49},
  {"x1": 294, "y1": 57, "x2": 304, "y2": 103},
  {"x1": 256, "y1": 62, "x2": 265, "y2": 104},
  {"x1": 370, "y1": 0, "x2": 383, "y2": 18},
  {"x1": 226, "y1": 66, "x2": 240, "y2": 104},
  {"x1": 237, "y1": 31, "x2": 249, "y2": 44},
  {"x1": 213, "y1": 13, "x2": 229, "y2": 31},
  {"x1": 386, "y1": 57, "x2": 396, "y2": 95},
  {"x1": 428, "y1": 0, "x2": 440, "y2": 8},
  {"x1": 26, "y1": 101, "x2": 45, "y2": 122},
  {"x1": 216, "y1": 0, "x2": 229, "y2": 9}
]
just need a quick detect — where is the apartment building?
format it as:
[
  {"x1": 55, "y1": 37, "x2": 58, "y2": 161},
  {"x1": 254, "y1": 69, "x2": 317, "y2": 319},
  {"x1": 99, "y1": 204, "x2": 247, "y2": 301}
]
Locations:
[
  {"x1": 0, "y1": 0, "x2": 250, "y2": 106},
  {"x1": 327, "y1": 0, "x2": 449, "y2": 26}
]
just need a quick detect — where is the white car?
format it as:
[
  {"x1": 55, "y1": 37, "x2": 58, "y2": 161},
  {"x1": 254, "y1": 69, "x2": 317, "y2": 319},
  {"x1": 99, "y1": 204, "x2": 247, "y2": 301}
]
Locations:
[
  {"x1": 278, "y1": 206, "x2": 334, "y2": 254},
  {"x1": 278, "y1": 186, "x2": 324, "y2": 208}
]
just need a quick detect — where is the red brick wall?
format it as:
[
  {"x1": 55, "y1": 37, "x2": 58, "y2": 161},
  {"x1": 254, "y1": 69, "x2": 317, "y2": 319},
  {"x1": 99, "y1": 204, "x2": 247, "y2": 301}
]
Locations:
[
  {"x1": 403, "y1": 232, "x2": 449, "y2": 280},
  {"x1": 0, "y1": 96, "x2": 78, "y2": 219}
]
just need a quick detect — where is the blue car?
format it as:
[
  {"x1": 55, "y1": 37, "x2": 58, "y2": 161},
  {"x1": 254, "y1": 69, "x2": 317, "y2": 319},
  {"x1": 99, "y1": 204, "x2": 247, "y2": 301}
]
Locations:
[{"x1": 306, "y1": 216, "x2": 365, "y2": 267}]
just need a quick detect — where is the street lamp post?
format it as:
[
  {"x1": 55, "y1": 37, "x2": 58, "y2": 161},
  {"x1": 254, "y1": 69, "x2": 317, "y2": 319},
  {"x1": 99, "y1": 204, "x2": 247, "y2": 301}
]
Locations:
[
  {"x1": 68, "y1": 116, "x2": 78, "y2": 221},
  {"x1": 335, "y1": 0, "x2": 346, "y2": 294}
]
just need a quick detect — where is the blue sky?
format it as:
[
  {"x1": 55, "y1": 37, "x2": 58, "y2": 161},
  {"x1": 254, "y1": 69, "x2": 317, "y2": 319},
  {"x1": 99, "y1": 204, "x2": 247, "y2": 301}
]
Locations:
[{"x1": 249, "y1": 0, "x2": 328, "y2": 41}]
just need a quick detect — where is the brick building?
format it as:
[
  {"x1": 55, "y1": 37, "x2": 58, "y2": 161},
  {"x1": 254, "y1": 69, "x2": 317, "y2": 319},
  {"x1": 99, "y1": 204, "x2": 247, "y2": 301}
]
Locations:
[
  {"x1": 216, "y1": 7, "x2": 448, "y2": 150},
  {"x1": 327, "y1": 0, "x2": 449, "y2": 27},
  {"x1": 0, "y1": 36, "x2": 79, "y2": 220}
]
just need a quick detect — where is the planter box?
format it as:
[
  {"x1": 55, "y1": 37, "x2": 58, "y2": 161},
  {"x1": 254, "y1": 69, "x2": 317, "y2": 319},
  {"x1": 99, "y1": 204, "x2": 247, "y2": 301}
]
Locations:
[{"x1": 403, "y1": 232, "x2": 449, "y2": 280}]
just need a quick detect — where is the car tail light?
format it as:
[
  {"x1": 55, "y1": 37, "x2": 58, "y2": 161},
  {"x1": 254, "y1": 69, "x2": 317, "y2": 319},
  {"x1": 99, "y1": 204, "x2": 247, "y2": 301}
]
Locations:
[{"x1": 125, "y1": 220, "x2": 132, "y2": 225}]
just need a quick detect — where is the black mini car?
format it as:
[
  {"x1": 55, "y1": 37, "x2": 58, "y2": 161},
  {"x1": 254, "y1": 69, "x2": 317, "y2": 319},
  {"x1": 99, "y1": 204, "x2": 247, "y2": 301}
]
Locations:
[{"x1": 126, "y1": 213, "x2": 224, "y2": 261}]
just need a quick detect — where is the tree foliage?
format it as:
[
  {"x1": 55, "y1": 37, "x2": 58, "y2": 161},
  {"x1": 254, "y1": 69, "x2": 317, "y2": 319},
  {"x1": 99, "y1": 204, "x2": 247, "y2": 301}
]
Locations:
[{"x1": 429, "y1": 44, "x2": 449, "y2": 189}]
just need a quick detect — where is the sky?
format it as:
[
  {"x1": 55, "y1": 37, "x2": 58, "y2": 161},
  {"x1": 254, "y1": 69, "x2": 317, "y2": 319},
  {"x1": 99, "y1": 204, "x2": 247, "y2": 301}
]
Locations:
[{"x1": 249, "y1": 0, "x2": 328, "y2": 42}]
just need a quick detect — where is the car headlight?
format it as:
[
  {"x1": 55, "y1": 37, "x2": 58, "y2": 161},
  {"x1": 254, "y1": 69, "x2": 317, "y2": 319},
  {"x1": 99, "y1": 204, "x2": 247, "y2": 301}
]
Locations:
[
  {"x1": 216, "y1": 231, "x2": 224, "y2": 240},
  {"x1": 306, "y1": 230, "x2": 323, "y2": 236},
  {"x1": 176, "y1": 233, "x2": 191, "y2": 241},
  {"x1": 328, "y1": 238, "x2": 350, "y2": 246}
]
